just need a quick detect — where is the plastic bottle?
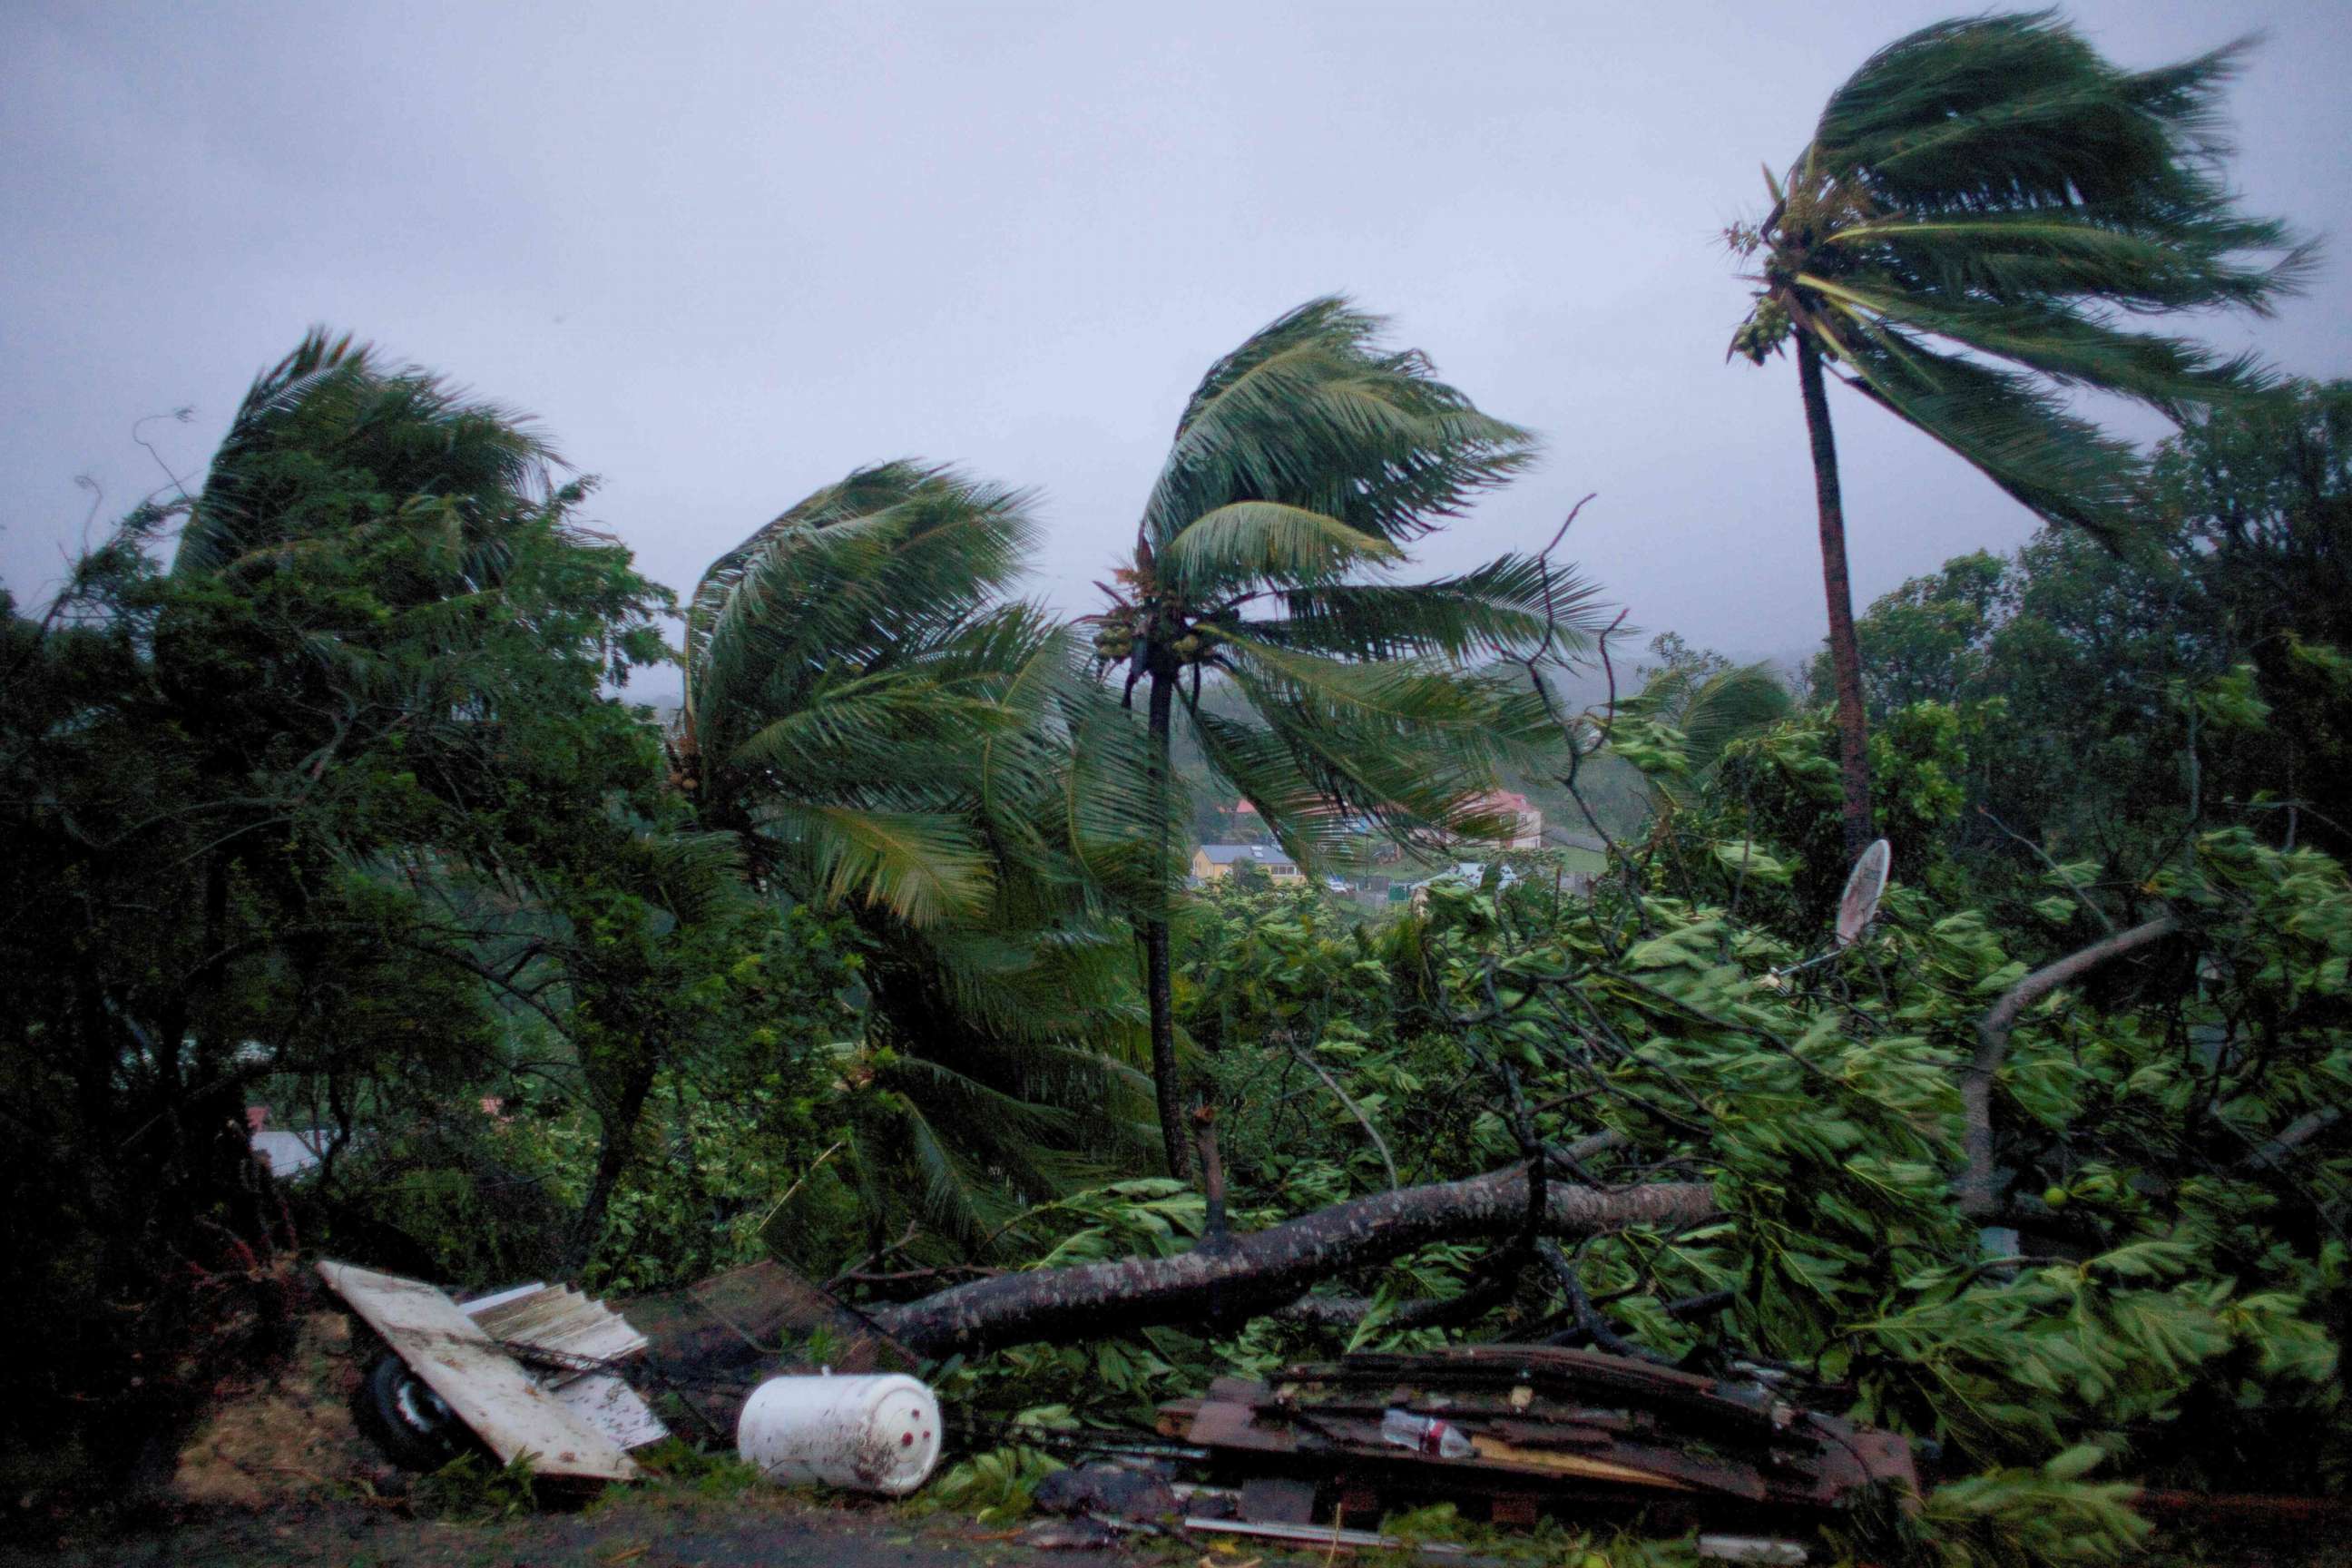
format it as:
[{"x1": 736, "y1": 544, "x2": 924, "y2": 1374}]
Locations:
[{"x1": 1380, "y1": 1408, "x2": 1472, "y2": 1458}]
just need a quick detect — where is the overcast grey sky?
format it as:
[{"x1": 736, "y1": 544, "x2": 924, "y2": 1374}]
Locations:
[{"x1": 6, "y1": 1, "x2": 2348, "y2": 698}]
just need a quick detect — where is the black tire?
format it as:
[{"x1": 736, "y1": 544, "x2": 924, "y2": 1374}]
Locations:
[{"x1": 352, "y1": 1351, "x2": 473, "y2": 1472}]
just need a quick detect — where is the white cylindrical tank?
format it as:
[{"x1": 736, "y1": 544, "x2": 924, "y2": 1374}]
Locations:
[{"x1": 736, "y1": 1374, "x2": 944, "y2": 1496}]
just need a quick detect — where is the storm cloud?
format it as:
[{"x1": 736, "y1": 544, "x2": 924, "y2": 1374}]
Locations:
[{"x1": 6, "y1": 0, "x2": 2347, "y2": 697}]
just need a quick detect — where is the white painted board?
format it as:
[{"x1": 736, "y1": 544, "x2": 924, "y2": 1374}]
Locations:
[{"x1": 318, "y1": 1260, "x2": 640, "y2": 1483}]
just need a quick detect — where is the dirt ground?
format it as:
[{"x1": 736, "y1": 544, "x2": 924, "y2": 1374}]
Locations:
[
  {"x1": 0, "y1": 1314, "x2": 1229, "y2": 1568},
  {"x1": 19, "y1": 1310, "x2": 2333, "y2": 1568},
  {"x1": 4, "y1": 1492, "x2": 1161, "y2": 1568}
]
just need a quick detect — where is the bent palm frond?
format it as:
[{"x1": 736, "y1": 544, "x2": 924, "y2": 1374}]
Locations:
[{"x1": 1141, "y1": 296, "x2": 1537, "y2": 555}]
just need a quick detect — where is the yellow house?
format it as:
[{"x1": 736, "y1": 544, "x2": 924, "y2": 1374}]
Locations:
[{"x1": 1191, "y1": 844, "x2": 1303, "y2": 884}]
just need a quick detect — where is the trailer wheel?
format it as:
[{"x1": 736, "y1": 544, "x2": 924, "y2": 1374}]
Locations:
[{"x1": 352, "y1": 1351, "x2": 471, "y2": 1471}]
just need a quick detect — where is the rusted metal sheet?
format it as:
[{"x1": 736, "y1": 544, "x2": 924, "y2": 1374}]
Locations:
[
  {"x1": 614, "y1": 1259, "x2": 917, "y2": 1442},
  {"x1": 1163, "y1": 1342, "x2": 1916, "y2": 1529},
  {"x1": 318, "y1": 1260, "x2": 640, "y2": 1484}
]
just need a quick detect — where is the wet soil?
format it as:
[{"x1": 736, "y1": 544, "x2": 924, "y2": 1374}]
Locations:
[{"x1": 5, "y1": 1492, "x2": 1158, "y2": 1568}]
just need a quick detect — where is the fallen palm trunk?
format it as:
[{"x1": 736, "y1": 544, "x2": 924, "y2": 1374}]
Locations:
[{"x1": 870, "y1": 1166, "x2": 1717, "y2": 1356}]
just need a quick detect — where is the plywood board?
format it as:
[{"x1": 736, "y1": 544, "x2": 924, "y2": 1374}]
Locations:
[
  {"x1": 318, "y1": 1260, "x2": 640, "y2": 1483},
  {"x1": 551, "y1": 1372, "x2": 670, "y2": 1453}
]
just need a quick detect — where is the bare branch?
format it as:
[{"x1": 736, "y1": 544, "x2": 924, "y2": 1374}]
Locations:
[
  {"x1": 1289, "y1": 1044, "x2": 1399, "y2": 1191},
  {"x1": 1959, "y1": 915, "x2": 2181, "y2": 1218}
]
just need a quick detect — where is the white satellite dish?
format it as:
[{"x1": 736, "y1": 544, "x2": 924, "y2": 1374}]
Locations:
[{"x1": 1835, "y1": 838, "x2": 1892, "y2": 947}]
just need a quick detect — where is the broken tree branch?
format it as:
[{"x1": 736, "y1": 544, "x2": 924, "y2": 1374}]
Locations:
[
  {"x1": 2239, "y1": 1105, "x2": 2346, "y2": 1174},
  {"x1": 1536, "y1": 1240, "x2": 1671, "y2": 1363},
  {"x1": 1958, "y1": 914, "x2": 2180, "y2": 1218},
  {"x1": 1289, "y1": 1044, "x2": 1399, "y2": 1191},
  {"x1": 869, "y1": 1166, "x2": 1717, "y2": 1357}
]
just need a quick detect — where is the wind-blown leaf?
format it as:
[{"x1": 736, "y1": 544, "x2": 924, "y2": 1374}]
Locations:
[
  {"x1": 758, "y1": 804, "x2": 994, "y2": 927},
  {"x1": 1160, "y1": 501, "x2": 1401, "y2": 598}
]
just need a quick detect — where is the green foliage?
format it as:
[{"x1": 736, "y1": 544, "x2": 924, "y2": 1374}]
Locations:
[
  {"x1": 1917, "y1": 1469, "x2": 2151, "y2": 1568},
  {"x1": 919, "y1": 1444, "x2": 1064, "y2": 1523},
  {"x1": 680, "y1": 460, "x2": 1162, "y2": 1256},
  {"x1": 0, "y1": 330, "x2": 681, "y2": 1488},
  {"x1": 916, "y1": 750, "x2": 2350, "y2": 1560},
  {"x1": 1812, "y1": 381, "x2": 2352, "y2": 886},
  {"x1": 411, "y1": 1450, "x2": 543, "y2": 1522},
  {"x1": 12, "y1": 256, "x2": 2352, "y2": 1568}
]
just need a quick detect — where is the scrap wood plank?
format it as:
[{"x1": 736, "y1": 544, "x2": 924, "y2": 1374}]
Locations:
[
  {"x1": 1308, "y1": 1348, "x2": 1795, "y2": 1440},
  {"x1": 318, "y1": 1260, "x2": 640, "y2": 1483},
  {"x1": 1293, "y1": 1410, "x2": 1729, "y2": 1497}
]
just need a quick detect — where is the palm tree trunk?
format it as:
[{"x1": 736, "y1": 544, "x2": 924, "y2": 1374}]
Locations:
[
  {"x1": 872, "y1": 1164, "x2": 1715, "y2": 1357},
  {"x1": 1143, "y1": 666, "x2": 1193, "y2": 1181},
  {"x1": 1796, "y1": 331, "x2": 1874, "y2": 857}
]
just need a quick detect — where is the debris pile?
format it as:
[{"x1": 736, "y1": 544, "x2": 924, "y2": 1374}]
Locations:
[
  {"x1": 1158, "y1": 1343, "x2": 1916, "y2": 1535},
  {"x1": 318, "y1": 1260, "x2": 666, "y2": 1485},
  {"x1": 317, "y1": 1259, "x2": 1936, "y2": 1559}
]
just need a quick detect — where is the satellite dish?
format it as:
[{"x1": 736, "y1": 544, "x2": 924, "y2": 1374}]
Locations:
[{"x1": 1834, "y1": 838, "x2": 1892, "y2": 947}]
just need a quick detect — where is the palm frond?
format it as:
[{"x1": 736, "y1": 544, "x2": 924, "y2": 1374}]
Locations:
[
  {"x1": 1188, "y1": 656, "x2": 1552, "y2": 866},
  {"x1": 1060, "y1": 691, "x2": 1187, "y2": 908},
  {"x1": 1186, "y1": 709, "x2": 1359, "y2": 865},
  {"x1": 1801, "y1": 271, "x2": 2276, "y2": 414},
  {"x1": 1160, "y1": 501, "x2": 1402, "y2": 600},
  {"x1": 1815, "y1": 15, "x2": 2253, "y2": 220},
  {"x1": 1141, "y1": 296, "x2": 1536, "y2": 554},
  {"x1": 1818, "y1": 311, "x2": 2142, "y2": 538},
  {"x1": 1215, "y1": 632, "x2": 1545, "y2": 742},
  {"x1": 1821, "y1": 213, "x2": 2313, "y2": 315},
  {"x1": 1252, "y1": 553, "x2": 1601, "y2": 661},
  {"x1": 683, "y1": 461, "x2": 1036, "y2": 771},
  {"x1": 756, "y1": 803, "x2": 995, "y2": 926}
]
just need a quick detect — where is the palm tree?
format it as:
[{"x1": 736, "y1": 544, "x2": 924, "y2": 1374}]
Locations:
[
  {"x1": 1620, "y1": 660, "x2": 1796, "y2": 812},
  {"x1": 1727, "y1": 12, "x2": 2312, "y2": 854},
  {"x1": 1095, "y1": 297, "x2": 1595, "y2": 1178},
  {"x1": 680, "y1": 462, "x2": 1161, "y2": 1250},
  {"x1": 680, "y1": 461, "x2": 1044, "y2": 924}
]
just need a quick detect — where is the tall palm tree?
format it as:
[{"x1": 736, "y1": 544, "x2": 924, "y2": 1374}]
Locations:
[
  {"x1": 680, "y1": 462, "x2": 1161, "y2": 1250},
  {"x1": 1096, "y1": 297, "x2": 1594, "y2": 1178},
  {"x1": 1727, "y1": 12, "x2": 2312, "y2": 854}
]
